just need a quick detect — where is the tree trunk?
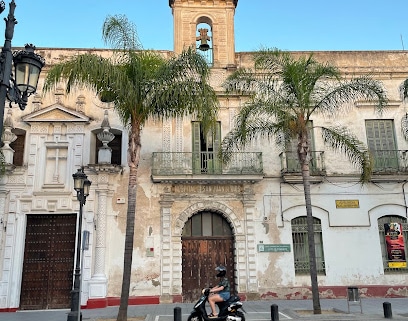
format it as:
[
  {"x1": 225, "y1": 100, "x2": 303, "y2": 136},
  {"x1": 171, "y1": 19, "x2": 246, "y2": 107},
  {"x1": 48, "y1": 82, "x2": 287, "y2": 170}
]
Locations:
[
  {"x1": 298, "y1": 135, "x2": 321, "y2": 314},
  {"x1": 117, "y1": 125, "x2": 142, "y2": 321}
]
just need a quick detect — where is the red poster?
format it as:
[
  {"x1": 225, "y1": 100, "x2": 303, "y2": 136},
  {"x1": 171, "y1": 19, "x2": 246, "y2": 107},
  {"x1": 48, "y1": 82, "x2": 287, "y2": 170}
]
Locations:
[{"x1": 384, "y1": 223, "x2": 407, "y2": 268}]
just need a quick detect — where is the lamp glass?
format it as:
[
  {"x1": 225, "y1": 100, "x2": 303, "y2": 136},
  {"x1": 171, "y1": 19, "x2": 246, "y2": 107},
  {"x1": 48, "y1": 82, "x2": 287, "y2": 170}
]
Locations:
[
  {"x1": 15, "y1": 62, "x2": 40, "y2": 95},
  {"x1": 83, "y1": 180, "x2": 91, "y2": 196},
  {"x1": 73, "y1": 176, "x2": 83, "y2": 191}
]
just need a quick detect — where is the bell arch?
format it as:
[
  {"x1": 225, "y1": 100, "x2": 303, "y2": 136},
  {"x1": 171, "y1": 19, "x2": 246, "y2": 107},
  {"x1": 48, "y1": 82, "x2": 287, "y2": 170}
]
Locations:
[{"x1": 170, "y1": 0, "x2": 237, "y2": 67}]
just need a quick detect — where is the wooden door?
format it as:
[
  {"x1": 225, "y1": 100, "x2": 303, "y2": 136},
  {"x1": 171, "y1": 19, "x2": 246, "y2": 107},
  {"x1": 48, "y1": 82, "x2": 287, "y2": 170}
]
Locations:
[
  {"x1": 181, "y1": 211, "x2": 235, "y2": 302},
  {"x1": 20, "y1": 214, "x2": 77, "y2": 310}
]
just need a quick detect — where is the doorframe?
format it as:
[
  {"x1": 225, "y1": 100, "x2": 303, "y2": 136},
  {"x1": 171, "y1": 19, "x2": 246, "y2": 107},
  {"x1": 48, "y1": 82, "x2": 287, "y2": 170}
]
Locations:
[{"x1": 159, "y1": 198, "x2": 258, "y2": 302}]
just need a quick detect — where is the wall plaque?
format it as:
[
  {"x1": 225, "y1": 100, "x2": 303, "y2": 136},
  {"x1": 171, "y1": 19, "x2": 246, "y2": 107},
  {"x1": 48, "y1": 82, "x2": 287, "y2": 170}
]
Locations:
[{"x1": 335, "y1": 200, "x2": 359, "y2": 208}]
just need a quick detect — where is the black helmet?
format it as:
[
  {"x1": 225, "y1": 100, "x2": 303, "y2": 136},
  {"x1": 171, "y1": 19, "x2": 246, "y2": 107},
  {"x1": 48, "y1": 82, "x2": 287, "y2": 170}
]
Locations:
[{"x1": 215, "y1": 265, "x2": 226, "y2": 277}]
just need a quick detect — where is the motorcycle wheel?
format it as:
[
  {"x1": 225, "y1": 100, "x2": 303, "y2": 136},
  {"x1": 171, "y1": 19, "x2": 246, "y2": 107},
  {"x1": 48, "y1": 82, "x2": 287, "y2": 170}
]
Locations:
[
  {"x1": 187, "y1": 314, "x2": 202, "y2": 321},
  {"x1": 236, "y1": 311, "x2": 245, "y2": 321}
]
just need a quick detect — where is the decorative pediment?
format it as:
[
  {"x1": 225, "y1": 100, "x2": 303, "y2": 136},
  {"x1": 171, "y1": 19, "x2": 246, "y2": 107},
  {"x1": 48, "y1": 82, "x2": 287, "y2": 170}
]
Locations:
[{"x1": 22, "y1": 103, "x2": 90, "y2": 123}]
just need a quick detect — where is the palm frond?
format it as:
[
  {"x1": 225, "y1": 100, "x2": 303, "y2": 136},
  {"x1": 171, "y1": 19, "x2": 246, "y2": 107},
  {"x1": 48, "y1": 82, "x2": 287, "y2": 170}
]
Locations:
[
  {"x1": 103, "y1": 15, "x2": 142, "y2": 51},
  {"x1": 321, "y1": 126, "x2": 372, "y2": 182},
  {"x1": 400, "y1": 78, "x2": 408, "y2": 102},
  {"x1": 401, "y1": 113, "x2": 408, "y2": 141},
  {"x1": 314, "y1": 76, "x2": 388, "y2": 116}
]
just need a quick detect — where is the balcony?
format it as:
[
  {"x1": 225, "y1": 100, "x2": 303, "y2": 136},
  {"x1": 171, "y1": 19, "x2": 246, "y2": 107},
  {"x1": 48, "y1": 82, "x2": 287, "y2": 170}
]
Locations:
[
  {"x1": 371, "y1": 150, "x2": 408, "y2": 182},
  {"x1": 279, "y1": 150, "x2": 408, "y2": 183},
  {"x1": 151, "y1": 152, "x2": 263, "y2": 183},
  {"x1": 280, "y1": 151, "x2": 326, "y2": 183}
]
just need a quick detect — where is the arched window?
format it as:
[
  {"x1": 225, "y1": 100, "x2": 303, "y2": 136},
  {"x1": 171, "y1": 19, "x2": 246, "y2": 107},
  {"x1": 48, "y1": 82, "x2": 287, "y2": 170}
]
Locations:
[
  {"x1": 378, "y1": 215, "x2": 408, "y2": 273},
  {"x1": 182, "y1": 211, "x2": 232, "y2": 237},
  {"x1": 291, "y1": 216, "x2": 325, "y2": 274},
  {"x1": 196, "y1": 20, "x2": 213, "y2": 66}
]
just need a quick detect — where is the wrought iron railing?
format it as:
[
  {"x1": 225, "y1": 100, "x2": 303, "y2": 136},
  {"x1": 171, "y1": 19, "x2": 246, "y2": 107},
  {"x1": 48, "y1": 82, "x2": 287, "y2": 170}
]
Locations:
[
  {"x1": 371, "y1": 150, "x2": 408, "y2": 173},
  {"x1": 279, "y1": 151, "x2": 325, "y2": 175},
  {"x1": 151, "y1": 152, "x2": 263, "y2": 176}
]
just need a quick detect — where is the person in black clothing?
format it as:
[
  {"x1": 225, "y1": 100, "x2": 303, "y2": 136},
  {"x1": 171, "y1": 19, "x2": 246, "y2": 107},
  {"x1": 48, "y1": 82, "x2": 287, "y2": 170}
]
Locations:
[{"x1": 208, "y1": 265, "x2": 231, "y2": 318}]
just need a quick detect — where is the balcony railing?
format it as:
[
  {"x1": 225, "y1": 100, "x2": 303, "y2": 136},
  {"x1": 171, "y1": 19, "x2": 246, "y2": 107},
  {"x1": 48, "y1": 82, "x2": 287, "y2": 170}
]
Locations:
[
  {"x1": 280, "y1": 149, "x2": 408, "y2": 183},
  {"x1": 151, "y1": 152, "x2": 263, "y2": 182},
  {"x1": 371, "y1": 150, "x2": 408, "y2": 173},
  {"x1": 279, "y1": 151, "x2": 326, "y2": 175}
]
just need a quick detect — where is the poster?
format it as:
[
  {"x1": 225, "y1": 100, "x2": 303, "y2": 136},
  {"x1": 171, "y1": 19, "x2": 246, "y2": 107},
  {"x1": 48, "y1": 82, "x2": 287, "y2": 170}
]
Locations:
[{"x1": 384, "y1": 222, "x2": 407, "y2": 268}]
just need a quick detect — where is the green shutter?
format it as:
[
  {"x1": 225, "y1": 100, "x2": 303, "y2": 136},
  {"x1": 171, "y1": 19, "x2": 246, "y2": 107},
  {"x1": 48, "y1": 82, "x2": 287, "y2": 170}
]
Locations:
[
  {"x1": 365, "y1": 120, "x2": 398, "y2": 171},
  {"x1": 212, "y1": 122, "x2": 222, "y2": 173},
  {"x1": 192, "y1": 122, "x2": 201, "y2": 174}
]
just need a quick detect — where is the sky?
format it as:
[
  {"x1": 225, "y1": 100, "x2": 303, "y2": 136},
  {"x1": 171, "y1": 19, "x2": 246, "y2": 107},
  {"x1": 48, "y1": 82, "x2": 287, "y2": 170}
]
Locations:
[{"x1": 7, "y1": 0, "x2": 408, "y2": 52}]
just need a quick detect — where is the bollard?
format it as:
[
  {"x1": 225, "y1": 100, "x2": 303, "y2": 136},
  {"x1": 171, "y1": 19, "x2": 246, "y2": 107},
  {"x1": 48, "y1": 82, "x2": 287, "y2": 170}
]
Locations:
[
  {"x1": 271, "y1": 304, "x2": 279, "y2": 321},
  {"x1": 383, "y1": 302, "x2": 392, "y2": 319},
  {"x1": 174, "y1": 307, "x2": 182, "y2": 321}
]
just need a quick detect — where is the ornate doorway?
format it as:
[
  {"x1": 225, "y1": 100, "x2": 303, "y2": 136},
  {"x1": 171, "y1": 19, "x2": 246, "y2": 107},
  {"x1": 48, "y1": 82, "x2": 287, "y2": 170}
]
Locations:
[
  {"x1": 181, "y1": 211, "x2": 235, "y2": 302},
  {"x1": 20, "y1": 214, "x2": 76, "y2": 310}
]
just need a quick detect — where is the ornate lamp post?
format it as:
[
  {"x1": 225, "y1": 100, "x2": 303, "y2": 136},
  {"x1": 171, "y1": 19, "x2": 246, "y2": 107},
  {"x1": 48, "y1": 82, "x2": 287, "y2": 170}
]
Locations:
[
  {"x1": 0, "y1": 0, "x2": 45, "y2": 140},
  {"x1": 69, "y1": 167, "x2": 92, "y2": 321}
]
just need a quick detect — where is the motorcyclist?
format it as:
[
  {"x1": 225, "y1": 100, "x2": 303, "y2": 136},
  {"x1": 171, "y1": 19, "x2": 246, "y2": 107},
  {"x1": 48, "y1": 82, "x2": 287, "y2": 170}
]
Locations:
[{"x1": 208, "y1": 265, "x2": 231, "y2": 318}]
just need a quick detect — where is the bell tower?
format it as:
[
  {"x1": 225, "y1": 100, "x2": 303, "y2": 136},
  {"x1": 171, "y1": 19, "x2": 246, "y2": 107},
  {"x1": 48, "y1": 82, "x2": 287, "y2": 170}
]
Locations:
[{"x1": 169, "y1": 0, "x2": 238, "y2": 68}]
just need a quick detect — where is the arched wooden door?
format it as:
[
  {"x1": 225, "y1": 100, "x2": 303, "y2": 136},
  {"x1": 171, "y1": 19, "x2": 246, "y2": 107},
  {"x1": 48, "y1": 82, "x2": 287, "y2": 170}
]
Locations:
[{"x1": 182, "y1": 211, "x2": 235, "y2": 302}]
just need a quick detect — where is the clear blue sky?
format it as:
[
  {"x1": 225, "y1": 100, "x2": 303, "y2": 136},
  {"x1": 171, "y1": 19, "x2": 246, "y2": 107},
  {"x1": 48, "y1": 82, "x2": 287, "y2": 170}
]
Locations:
[{"x1": 8, "y1": 0, "x2": 408, "y2": 51}]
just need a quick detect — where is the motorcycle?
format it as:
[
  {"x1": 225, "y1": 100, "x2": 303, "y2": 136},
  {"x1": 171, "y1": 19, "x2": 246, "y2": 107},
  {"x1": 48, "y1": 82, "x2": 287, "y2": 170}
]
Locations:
[{"x1": 187, "y1": 288, "x2": 246, "y2": 321}]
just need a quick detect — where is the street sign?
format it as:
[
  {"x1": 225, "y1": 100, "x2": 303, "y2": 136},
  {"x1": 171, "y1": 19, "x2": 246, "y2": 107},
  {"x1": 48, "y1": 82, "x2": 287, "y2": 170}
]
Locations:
[{"x1": 257, "y1": 244, "x2": 291, "y2": 252}]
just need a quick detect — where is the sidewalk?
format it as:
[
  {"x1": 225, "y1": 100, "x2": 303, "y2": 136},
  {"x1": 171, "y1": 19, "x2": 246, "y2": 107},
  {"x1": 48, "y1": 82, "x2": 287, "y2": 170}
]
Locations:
[{"x1": 0, "y1": 297, "x2": 407, "y2": 321}]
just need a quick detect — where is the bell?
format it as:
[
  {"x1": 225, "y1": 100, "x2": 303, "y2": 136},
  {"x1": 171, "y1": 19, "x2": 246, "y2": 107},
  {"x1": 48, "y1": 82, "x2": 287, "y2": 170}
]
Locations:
[
  {"x1": 198, "y1": 43, "x2": 210, "y2": 51},
  {"x1": 196, "y1": 28, "x2": 211, "y2": 51}
]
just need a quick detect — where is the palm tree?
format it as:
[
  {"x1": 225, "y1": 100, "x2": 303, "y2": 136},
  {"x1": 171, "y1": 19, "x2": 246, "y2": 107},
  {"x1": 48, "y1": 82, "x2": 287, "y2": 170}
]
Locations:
[
  {"x1": 44, "y1": 15, "x2": 219, "y2": 321},
  {"x1": 221, "y1": 48, "x2": 387, "y2": 314}
]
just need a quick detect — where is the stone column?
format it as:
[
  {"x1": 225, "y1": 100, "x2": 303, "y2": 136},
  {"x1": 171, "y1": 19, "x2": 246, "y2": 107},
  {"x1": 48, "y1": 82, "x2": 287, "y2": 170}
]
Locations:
[
  {"x1": 88, "y1": 176, "x2": 109, "y2": 300},
  {"x1": 242, "y1": 186, "x2": 258, "y2": 294},
  {"x1": 159, "y1": 193, "x2": 174, "y2": 303}
]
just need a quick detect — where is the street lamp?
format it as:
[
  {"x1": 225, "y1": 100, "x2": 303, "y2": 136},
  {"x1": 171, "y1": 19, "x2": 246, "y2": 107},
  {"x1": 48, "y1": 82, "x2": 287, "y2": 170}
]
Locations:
[
  {"x1": 69, "y1": 167, "x2": 92, "y2": 321},
  {"x1": 0, "y1": 0, "x2": 45, "y2": 140}
]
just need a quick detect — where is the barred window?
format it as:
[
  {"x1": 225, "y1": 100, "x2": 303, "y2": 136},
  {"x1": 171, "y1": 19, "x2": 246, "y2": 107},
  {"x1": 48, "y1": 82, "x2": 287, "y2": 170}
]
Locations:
[
  {"x1": 291, "y1": 216, "x2": 325, "y2": 275},
  {"x1": 378, "y1": 215, "x2": 408, "y2": 273}
]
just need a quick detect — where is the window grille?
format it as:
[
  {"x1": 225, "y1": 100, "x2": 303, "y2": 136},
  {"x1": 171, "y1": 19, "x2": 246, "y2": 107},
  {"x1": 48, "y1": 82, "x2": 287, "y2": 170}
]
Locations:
[
  {"x1": 291, "y1": 216, "x2": 325, "y2": 274},
  {"x1": 378, "y1": 215, "x2": 408, "y2": 273}
]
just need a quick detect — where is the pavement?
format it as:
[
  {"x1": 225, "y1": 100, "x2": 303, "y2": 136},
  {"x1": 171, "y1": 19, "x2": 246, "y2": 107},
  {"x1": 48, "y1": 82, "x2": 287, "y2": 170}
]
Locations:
[{"x1": 0, "y1": 297, "x2": 407, "y2": 321}]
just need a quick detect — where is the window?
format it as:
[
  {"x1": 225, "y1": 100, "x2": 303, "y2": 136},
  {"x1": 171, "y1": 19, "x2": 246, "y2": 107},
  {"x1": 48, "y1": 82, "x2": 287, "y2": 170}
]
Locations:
[
  {"x1": 10, "y1": 129, "x2": 26, "y2": 166},
  {"x1": 365, "y1": 120, "x2": 398, "y2": 171},
  {"x1": 378, "y1": 215, "x2": 408, "y2": 273},
  {"x1": 291, "y1": 216, "x2": 325, "y2": 274},
  {"x1": 182, "y1": 212, "x2": 232, "y2": 237},
  {"x1": 192, "y1": 121, "x2": 221, "y2": 174}
]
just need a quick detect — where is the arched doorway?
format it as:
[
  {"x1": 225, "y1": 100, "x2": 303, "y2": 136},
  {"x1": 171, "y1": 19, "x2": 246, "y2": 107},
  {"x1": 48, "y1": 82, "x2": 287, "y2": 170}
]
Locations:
[{"x1": 181, "y1": 211, "x2": 235, "y2": 302}]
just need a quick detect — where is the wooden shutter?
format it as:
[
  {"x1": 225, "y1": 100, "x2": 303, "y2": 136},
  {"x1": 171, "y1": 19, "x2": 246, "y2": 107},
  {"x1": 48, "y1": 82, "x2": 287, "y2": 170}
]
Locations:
[
  {"x1": 192, "y1": 122, "x2": 201, "y2": 174},
  {"x1": 365, "y1": 120, "x2": 398, "y2": 170}
]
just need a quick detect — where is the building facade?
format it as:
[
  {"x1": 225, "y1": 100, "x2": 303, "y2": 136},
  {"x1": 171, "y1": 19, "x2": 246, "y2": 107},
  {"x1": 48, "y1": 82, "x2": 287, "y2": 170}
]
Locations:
[{"x1": 1, "y1": 0, "x2": 408, "y2": 311}]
